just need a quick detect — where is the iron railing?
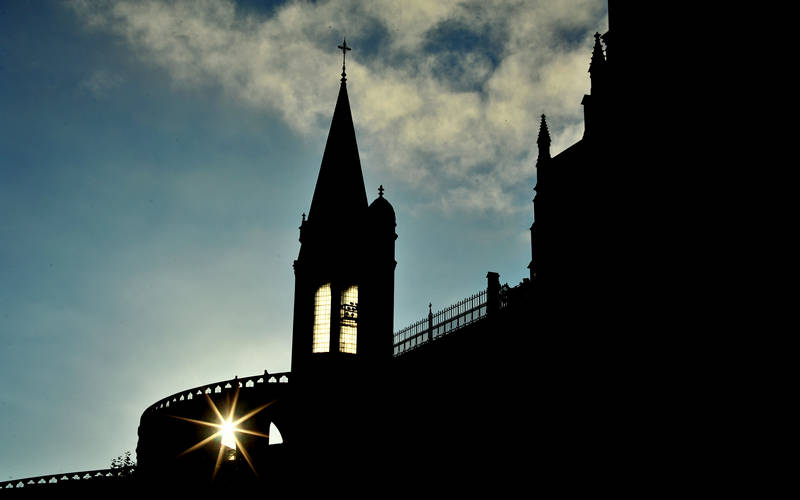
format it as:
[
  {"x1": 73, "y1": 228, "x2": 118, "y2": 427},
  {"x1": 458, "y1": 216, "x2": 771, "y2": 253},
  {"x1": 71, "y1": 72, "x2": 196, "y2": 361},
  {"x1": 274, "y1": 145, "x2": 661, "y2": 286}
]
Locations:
[{"x1": 393, "y1": 289, "x2": 488, "y2": 356}]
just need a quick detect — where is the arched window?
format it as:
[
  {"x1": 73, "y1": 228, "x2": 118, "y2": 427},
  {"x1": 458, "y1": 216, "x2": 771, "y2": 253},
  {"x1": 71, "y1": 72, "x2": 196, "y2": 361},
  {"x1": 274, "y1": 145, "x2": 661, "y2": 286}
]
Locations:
[
  {"x1": 339, "y1": 285, "x2": 358, "y2": 353},
  {"x1": 312, "y1": 283, "x2": 331, "y2": 353}
]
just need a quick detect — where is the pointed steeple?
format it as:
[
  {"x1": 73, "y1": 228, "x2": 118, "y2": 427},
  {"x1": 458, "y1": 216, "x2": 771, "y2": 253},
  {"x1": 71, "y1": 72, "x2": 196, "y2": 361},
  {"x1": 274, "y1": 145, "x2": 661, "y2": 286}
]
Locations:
[
  {"x1": 589, "y1": 32, "x2": 606, "y2": 95},
  {"x1": 307, "y1": 42, "x2": 368, "y2": 225},
  {"x1": 536, "y1": 114, "x2": 551, "y2": 163}
]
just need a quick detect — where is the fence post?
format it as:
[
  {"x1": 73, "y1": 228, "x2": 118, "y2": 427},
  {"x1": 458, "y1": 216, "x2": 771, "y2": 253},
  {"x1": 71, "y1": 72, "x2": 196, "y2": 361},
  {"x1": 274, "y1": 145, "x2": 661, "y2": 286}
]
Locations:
[
  {"x1": 487, "y1": 272, "x2": 500, "y2": 316},
  {"x1": 427, "y1": 302, "x2": 433, "y2": 341}
]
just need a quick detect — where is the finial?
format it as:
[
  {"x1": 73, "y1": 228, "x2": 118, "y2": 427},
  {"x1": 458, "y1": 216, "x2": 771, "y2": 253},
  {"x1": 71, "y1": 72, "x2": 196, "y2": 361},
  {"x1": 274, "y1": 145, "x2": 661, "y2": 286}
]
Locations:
[
  {"x1": 338, "y1": 38, "x2": 352, "y2": 82},
  {"x1": 302, "y1": 212, "x2": 306, "y2": 222},
  {"x1": 590, "y1": 32, "x2": 605, "y2": 72},
  {"x1": 378, "y1": 185, "x2": 384, "y2": 197},
  {"x1": 537, "y1": 114, "x2": 551, "y2": 163},
  {"x1": 429, "y1": 302, "x2": 432, "y2": 314},
  {"x1": 537, "y1": 114, "x2": 550, "y2": 147}
]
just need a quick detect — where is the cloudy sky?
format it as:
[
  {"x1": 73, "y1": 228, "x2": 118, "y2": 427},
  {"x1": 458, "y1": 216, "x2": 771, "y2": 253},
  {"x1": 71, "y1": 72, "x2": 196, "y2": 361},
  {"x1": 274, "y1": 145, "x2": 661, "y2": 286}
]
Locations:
[{"x1": 0, "y1": 0, "x2": 606, "y2": 480}]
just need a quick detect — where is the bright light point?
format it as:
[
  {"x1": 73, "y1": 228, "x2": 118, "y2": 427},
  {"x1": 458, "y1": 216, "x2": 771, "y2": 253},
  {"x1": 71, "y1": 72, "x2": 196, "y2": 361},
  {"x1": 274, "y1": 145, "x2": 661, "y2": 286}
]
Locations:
[
  {"x1": 174, "y1": 392, "x2": 275, "y2": 478},
  {"x1": 221, "y1": 420, "x2": 236, "y2": 450},
  {"x1": 269, "y1": 422, "x2": 283, "y2": 445}
]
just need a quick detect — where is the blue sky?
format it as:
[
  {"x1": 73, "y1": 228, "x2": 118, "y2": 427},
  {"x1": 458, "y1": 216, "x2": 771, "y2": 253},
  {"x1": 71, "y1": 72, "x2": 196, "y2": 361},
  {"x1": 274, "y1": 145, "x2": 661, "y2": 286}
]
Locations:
[{"x1": 0, "y1": 0, "x2": 606, "y2": 480}]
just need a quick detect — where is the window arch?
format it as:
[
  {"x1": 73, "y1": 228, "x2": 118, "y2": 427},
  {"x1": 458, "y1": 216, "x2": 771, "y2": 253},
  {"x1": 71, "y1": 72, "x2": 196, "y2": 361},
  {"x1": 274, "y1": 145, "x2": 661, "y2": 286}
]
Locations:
[
  {"x1": 339, "y1": 285, "x2": 358, "y2": 353},
  {"x1": 269, "y1": 422, "x2": 284, "y2": 445},
  {"x1": 312, "y1": 283, "x2": 331, "y2": 353}
]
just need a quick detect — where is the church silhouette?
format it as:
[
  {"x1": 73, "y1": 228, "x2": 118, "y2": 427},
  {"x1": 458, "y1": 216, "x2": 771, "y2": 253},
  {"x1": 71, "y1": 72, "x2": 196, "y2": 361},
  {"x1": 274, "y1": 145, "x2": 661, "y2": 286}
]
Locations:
[{"x1": 3, "y1": 3, "x2": 658, "y2": 495}]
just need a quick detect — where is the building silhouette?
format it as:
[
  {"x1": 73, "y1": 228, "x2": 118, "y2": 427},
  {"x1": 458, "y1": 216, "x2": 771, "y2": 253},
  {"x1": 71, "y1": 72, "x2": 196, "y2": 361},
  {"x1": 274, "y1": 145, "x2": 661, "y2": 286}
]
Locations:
[{"x1": 2, "y1": 3, "x2": 659, "y2": 495}]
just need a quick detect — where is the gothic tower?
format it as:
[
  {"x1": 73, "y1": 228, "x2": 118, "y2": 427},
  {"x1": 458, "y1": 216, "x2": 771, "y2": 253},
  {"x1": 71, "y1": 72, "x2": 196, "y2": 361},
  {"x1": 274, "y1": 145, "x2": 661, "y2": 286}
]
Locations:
[
  {"x1": 529, "y1": 114, "x2": 550, "y2": 281},
  {"x1": 290, "y1": 40, "x2": 396, "y2": 385}
]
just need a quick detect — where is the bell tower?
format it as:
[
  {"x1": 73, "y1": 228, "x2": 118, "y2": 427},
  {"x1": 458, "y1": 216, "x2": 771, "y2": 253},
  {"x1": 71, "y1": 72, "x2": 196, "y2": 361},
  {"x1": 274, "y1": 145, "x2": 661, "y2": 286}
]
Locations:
[{"x1": 290, "y1": 40, "x2": 396, "y2": 384}]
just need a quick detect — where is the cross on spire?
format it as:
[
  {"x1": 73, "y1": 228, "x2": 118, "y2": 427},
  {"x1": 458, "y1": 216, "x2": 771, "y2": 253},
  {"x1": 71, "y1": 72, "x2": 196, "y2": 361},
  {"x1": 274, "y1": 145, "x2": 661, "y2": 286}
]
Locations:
[
  {"x1": 378, "y1": 185, "x2": 384, "y2": 197},
  {"x1": 338, "y1": 38, "x2": 351, "y2": 82}
]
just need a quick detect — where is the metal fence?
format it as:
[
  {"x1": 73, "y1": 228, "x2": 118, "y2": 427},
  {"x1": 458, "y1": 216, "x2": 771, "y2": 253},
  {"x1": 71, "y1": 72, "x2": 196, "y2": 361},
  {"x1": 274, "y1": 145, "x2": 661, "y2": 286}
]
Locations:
[{"x1": 393, "y1": 289, "x2": 487, "y2": 356}]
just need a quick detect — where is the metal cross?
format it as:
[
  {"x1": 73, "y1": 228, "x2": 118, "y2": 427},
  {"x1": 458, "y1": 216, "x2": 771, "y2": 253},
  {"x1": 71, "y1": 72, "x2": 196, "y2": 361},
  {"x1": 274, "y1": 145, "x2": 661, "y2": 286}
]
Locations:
[
  {"x1": 338, "y1": 38, "x2": 351, "y2": 81},
  {"x1": 378, "y1": 185, "x2": 384, "y2": 197}
]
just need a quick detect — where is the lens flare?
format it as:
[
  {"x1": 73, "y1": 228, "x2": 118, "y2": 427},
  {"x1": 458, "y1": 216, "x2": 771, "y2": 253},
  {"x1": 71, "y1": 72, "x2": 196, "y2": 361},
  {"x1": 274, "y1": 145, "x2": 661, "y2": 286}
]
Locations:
[{"x1": 170, "y1": 387, "x2": 274, "y2": 479}]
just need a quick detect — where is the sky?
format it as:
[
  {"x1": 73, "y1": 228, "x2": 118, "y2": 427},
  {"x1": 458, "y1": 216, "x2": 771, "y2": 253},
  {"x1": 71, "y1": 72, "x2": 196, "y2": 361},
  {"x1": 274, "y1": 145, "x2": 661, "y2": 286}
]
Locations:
[{"x1": 0, "y1": 0, "x2": 607, "y2": 480}]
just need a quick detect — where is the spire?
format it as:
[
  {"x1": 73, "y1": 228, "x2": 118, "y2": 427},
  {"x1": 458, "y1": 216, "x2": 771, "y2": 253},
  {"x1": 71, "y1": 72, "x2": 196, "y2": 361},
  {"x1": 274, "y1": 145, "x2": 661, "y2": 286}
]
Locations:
[
  {"x1": 589, "y1": 32, "x2": 607, "y2": 96},
  {"x1": 307, "y1": 42, "x2": 368, "y2": 225},
  {"x1": 589, "y1": 32, "x2": 606, "y2": 73},
  {"x1": 537, "y1": 114, "x2": 551, "y2": 162}
]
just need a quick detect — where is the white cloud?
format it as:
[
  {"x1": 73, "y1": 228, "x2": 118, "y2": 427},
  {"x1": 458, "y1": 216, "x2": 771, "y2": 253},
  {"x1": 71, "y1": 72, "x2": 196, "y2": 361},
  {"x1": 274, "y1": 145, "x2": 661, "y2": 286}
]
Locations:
[{"x1": 69, "y1": 0, "x2": 607, "y2": 215}]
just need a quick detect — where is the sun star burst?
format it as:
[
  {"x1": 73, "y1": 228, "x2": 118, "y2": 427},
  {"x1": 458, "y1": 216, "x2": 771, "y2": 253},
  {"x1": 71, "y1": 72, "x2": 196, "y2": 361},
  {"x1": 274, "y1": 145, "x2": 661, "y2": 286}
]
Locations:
[{"x1": 170, "y1": 387, "x2": 275, "y2": 479}]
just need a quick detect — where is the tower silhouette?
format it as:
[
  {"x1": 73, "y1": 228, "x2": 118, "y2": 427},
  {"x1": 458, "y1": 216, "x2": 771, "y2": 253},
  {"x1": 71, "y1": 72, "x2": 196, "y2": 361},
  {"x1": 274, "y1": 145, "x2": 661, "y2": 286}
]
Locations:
[
  {"x1": 290, "y1": 42, "x2": 396, "y2": 382},
  {"x1": 286, "y1": 40, "x2": 397, "y2": 483}
]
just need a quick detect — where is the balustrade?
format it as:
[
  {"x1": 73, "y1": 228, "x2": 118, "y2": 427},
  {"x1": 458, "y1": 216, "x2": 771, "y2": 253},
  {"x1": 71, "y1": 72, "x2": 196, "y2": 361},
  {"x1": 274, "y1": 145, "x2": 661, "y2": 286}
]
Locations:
[
  {"x1": 0, "y1": 467, "x2": 135, "y2": 489},
  {"x1": 144, "y1": 371, "x2": 290, "y2": 415}
]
